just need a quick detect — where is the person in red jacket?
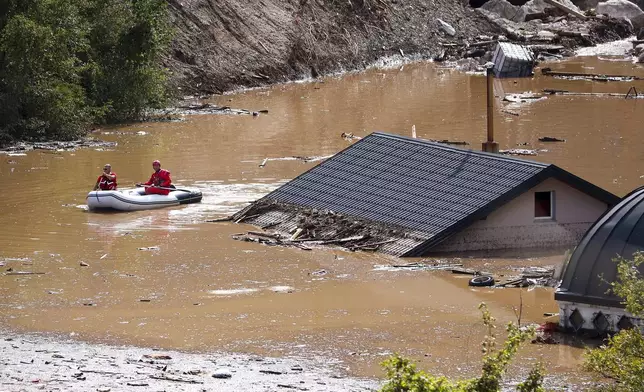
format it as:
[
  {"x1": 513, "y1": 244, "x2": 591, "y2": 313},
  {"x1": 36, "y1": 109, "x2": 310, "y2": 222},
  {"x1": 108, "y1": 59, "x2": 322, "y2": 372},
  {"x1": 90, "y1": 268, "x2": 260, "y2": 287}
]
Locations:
[
  {"x1": 136, "y1": 160, "x2": 172, "y2": 195},
  {"x1": 94, "y1": 164, "x2": 117, "y2": 191}
]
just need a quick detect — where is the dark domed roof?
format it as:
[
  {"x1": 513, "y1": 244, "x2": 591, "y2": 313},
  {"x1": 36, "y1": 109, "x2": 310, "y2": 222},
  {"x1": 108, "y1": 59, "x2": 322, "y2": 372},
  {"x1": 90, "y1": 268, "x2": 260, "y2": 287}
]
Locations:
[{"x1": 555, "y1": 187, "x2": 644, "y2": 308}]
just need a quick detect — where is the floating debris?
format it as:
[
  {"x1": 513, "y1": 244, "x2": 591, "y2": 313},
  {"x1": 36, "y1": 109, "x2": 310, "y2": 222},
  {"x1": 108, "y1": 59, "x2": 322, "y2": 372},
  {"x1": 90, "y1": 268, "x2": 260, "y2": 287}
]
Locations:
[
  {"x1": 259, "y1": 155, "x2": 334, "y2": 168},
  {"x1": 499, "y1": 149, "x2": 538, "y2": 156},
  {"x1": 0, "y1": 139, "x2": 117, "y2": 154},
  {"x1": 538, "y1": 136, "x2": 566, "y2": 142},
  {"x1": 341, "y1": 132, "x2": 362, "y2": 141}
]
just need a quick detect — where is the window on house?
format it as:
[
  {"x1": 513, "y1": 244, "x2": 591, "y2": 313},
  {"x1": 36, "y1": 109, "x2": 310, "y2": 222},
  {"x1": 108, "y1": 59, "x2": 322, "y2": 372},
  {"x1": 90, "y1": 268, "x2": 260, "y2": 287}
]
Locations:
[{"x1": 534, "y1": 191, "x2": 553, "y2": 218}]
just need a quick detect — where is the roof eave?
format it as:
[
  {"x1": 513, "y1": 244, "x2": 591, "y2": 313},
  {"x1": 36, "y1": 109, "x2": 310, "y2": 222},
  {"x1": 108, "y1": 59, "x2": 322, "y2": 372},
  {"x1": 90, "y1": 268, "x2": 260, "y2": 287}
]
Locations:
[{"x1": 402, "y1": 168, "x2": 553, "y2": 257}]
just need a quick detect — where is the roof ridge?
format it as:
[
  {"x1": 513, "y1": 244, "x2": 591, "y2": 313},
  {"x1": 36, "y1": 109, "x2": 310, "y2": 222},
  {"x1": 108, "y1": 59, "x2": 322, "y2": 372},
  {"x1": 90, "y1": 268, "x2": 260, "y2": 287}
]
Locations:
[{"x1": 371, "y1": 131, "x2": 550, "y2": 169}]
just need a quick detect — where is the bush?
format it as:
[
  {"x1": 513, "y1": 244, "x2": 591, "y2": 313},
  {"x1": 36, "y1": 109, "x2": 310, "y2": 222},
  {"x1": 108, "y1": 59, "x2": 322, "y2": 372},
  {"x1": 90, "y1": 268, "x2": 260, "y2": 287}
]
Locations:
[
  {"x1": 584, "y1": 252, "x2": 644, "y2": 392},
  {"x1": 379, "y1": 303, "x2": 545, "y2": 392},
  {"x1": 0, "y1": 0, "x2": 171, "y2": 143}
]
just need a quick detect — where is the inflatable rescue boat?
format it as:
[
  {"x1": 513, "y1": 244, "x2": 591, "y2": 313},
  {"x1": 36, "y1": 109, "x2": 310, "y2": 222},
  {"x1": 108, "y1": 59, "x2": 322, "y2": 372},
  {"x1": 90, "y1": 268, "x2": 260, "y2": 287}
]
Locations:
[{"x1": 86, "y1": 187, "x2": 202, "y2": 211}]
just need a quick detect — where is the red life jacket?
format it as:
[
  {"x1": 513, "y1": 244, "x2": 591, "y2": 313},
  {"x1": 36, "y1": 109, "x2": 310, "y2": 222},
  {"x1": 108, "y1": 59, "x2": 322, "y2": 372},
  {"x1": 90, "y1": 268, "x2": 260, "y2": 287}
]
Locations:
[
  {"x1": 144, "y1": 169, "x2": 171, "y2": 187},
  {"x1": 97, "y1": 172, "x2": 117, "y2": 190}
]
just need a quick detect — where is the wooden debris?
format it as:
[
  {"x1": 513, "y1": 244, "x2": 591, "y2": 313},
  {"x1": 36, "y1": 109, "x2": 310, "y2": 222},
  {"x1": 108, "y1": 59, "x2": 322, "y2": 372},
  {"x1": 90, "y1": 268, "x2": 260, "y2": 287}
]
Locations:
[
  {"x1": 205, "y1": 216, "x2": 233, "y2": 223},
  {"x1": 126, "y1": 382, "x2": 150, "y2": 387},
  {"x1": 290, "y1": 228, "x2": 304, "y2": 241},
  {"x1": 538, "y1": 136, "x2": 565, "y2": 142},
  {"x1": 149, "y1": 375, "x2": 204, "y2": 384},
  {"x1": 260, "y1": 369, "x2": 285, "y2": 375},
  {"x1": 235, "y1": 214, "x2": 259, "y2": 223},
  {"x1": 348, "y1": 239, "x2": 398, "y2": 250},
  {"x1": 260, "y1": 220, "x2": 286, "y2": 229},
  {"x1": 143, "y1": 354, "x2": 172, "y2": 360},
  {"x1": 451, "y1": 267, "x2": 478, "y2": 275},
  {"x1": 247, "y1": 231, "x2": 282, "y2": 240},
  {"x1": 542, "y1": 68, "x2": 642, "y2": 81},
  {"x1": 4, "y1": 271, "x2": 45, "y2": 276}
]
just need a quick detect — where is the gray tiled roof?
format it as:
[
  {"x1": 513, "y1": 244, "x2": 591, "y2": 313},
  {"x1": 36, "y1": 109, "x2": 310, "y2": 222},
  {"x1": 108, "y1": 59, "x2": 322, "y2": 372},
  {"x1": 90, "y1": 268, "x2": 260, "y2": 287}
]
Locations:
[{"x1": 259, "y1": 132, "x2": 619, "y2": 256}]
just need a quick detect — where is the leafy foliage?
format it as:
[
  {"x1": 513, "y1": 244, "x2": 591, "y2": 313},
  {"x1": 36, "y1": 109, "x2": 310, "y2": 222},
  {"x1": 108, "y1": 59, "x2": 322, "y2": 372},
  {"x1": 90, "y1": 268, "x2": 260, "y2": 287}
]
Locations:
[
  {"x1": 584, "y1": 252, "x2": 644, "y2": 392},
  {"x1": 0, "y1": 0, "x2": 171, "y2": 144},
  {"x1": 379, "y1": 303, "x2": 544, "y2": 392}
]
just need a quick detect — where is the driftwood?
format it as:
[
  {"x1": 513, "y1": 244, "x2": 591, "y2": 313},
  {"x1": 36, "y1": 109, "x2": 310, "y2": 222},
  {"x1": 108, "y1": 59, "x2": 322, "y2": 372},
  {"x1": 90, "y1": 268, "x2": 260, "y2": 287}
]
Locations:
[
  {"x1": 451, "y1": 267, "x2": 478, "y2": 275},
  {"x1": 542, "y1": 68, "x2": 642, "y2": 81},
  {"x1": 205, "y1": 216, "x2": 233, "y2": 223},
  {"x1": 349, "y1": 239, "x2": 398, "y2": 250},
  {"x1": 543, "y1": 0, "x2": 587, "y2": 19},
  {"x1": 4, "y1": 272, "x2": 45, "y2": 276},
  {"x1": 235, "y1": 214, "x2": 259, "y2": 223},
  {"x1": 320, "y1": 235, "x2": 366, "y2": 244},
  {"x1": 246, "y1": 231, "x2": 282, "y2": 240},
  {"x1": 149, "y1": 375, "x2": 204, "y2": 384},
  {"x1": 543, "y1": 89, "x2": 638, "y2": 98}
]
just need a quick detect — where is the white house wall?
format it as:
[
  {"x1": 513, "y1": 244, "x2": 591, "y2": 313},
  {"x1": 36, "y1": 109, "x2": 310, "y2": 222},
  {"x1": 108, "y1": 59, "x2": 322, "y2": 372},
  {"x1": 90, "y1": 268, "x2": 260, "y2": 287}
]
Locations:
[
  {"x1": 431, "y1": 177, "x2": 609, "y2": 252},
  {"x1": 558, "y1": 300, "x2": 643, "y2": 333}
]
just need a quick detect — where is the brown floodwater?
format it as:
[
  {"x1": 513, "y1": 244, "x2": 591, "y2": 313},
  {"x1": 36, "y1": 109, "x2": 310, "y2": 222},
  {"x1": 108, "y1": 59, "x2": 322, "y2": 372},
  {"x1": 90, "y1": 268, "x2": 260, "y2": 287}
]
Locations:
[{"x1": 2, "y1": 55, "x2": 644, "y2": 385}]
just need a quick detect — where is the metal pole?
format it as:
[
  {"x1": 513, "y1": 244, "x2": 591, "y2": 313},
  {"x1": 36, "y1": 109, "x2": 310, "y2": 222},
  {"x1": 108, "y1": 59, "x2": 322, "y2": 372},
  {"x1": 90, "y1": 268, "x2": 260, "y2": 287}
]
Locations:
[
  {"x1": 486, "y1": 68, "x2": 494, "y2": 143},
  {"x1": 482, "y1": 68, "x2": 499, "y2": 153}
]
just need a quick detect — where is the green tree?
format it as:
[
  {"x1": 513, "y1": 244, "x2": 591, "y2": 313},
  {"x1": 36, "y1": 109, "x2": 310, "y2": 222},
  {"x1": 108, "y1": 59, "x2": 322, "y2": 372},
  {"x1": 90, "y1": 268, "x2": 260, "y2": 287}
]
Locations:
[
  {"x1": 0, "y1": 0, "x2": 171, "y2": 145},
  {"x1": 584, "y1": 252, "x2": 644, "y2": 392},
  {"x1": 379, "y1": 303, "x2": 545, "y2": 392}
]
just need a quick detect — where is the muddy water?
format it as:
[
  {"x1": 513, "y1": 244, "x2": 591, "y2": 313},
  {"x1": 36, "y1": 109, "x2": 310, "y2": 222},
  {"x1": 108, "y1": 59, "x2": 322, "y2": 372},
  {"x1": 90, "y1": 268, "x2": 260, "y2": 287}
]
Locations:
[{"x1": 2, "y1": 56, "x2": 644, "y2": 385}]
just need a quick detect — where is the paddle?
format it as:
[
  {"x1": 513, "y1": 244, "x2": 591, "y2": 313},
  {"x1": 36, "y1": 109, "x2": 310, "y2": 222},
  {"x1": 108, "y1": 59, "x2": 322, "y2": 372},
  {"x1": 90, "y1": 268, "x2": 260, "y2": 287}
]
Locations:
[{"x1": 137, "y1": 184, "x2": 194, "y2": 193}]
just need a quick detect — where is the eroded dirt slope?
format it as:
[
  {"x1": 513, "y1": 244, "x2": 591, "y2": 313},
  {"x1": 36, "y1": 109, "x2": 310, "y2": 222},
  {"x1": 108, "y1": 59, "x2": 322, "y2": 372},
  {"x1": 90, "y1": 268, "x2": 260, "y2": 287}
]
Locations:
[{"x1": 165, "y1": 0, "x2": 499, "y2": 94}]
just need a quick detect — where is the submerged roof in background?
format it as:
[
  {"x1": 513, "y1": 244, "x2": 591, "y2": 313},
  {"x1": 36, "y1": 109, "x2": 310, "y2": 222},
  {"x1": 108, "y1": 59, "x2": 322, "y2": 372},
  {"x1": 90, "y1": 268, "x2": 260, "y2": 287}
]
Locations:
[
  {"x1": 556, "y1": 186, "x2": 644, "y2": 308},
  {"x1": 252, "y1": 132, "x2": 618, "y2": 256}
]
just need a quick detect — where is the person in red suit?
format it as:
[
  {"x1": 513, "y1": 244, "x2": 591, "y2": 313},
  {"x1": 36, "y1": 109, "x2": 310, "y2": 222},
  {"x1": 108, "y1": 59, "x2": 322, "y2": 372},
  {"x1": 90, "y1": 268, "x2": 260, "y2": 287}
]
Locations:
[
  {"x1": 94, "y1": 164, "x2": 117, "y2": 190},
  {"x1": 136, "y1": 160, "x2": 172, "y2": 195}
]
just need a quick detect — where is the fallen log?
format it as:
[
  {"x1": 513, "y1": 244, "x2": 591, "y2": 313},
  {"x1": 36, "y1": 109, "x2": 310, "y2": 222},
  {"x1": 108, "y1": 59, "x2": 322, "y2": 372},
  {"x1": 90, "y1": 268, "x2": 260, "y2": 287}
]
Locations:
[
  {"x1": 149, "y1": 375, "x2": 204, "y2": 384},
  {"x1": 542, "y1": 68, "x2": 642, "y2": 81},
  {"x1": 468, "y1": 40, "x2": 496, "y2": 47},
  {"x1": 4, "y1": 271, "x2": 45, "y2": 276},
  {"x1": 205, "y1": 216, "x2": 233, "y2": 223},
  {"x1": 247, "y1": 231, "x2": 282, "y2": 240},
  {"x1": 542, "y1": 90, "x2": 637, "y2": 98}
]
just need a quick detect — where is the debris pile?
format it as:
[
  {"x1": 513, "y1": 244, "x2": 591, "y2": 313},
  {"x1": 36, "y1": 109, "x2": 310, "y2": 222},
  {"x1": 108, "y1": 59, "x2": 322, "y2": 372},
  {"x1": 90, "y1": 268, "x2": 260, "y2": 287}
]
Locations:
[
  {"x1": 496, "y1": 266, "x2": 557, "y2": 287},
  {"x1": 0, "y1": 139, "x2": 117, "y2": 154},
  {"x1": 228, "y1": 200, "x2": 425, "y2": 254}
]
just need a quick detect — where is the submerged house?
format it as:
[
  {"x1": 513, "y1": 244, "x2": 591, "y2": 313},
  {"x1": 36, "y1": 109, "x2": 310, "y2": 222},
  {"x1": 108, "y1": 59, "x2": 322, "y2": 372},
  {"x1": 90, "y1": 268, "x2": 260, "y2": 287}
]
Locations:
[
  {"x1": 239, "y1": 132, "x2": 618, "y2": 256},
  {"x1": 556, "y1": 187, "x2": 644, "y2": 333}
]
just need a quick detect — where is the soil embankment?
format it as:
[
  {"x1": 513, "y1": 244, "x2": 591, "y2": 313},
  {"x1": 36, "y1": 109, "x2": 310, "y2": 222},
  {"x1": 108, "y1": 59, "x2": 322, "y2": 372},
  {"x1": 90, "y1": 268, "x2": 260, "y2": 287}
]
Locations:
[{"x1": 165, "y1": 0, "x2": 632, "y2": 95}]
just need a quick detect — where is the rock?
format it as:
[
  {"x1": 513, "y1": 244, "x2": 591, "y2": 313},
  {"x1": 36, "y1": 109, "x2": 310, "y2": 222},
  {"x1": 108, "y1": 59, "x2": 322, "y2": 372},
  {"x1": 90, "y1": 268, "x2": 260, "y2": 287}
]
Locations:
[
  {"x1": 632, "y1": 13, "x2": 644, "y2": 30},
  {"x1": 212, "y1": 368, "x2": 232, "y2": 379},
  {"x1": 522, "y1": 0, "x2": 583, "y2": 16},
  {"x1": 638, "y1": 26, "x2": 644, "y2": 39},
  {"x1": 481, "y1": 0, "x2": 527, "y2": 22},
  {"x1": 638, "y1": 51, "x2": 644, "y2": 62},
  {"x1": 537, "y1": 30, "x2": 557, "y2": 40},
  {"x1": 597, "y1": 0, "x2": 644, "y2": 21},
  {"x1": 436, "y1": 18, "x2": 456, "y2": 36},
  {"x1": 634, "y1": 43, "x2": 644, "y2": 55}
]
